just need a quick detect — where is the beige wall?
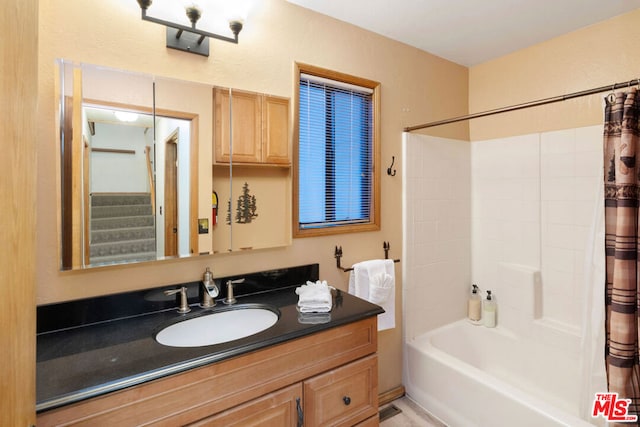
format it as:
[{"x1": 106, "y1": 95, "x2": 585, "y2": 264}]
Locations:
[
  {"x1": 37, "y1": 0, "x2": 468, "y2": 394},
  {"x1": 468, "y1": 9, "x2": 640, "y2": 141}
]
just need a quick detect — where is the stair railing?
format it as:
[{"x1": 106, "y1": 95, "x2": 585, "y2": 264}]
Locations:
[{"x1": 145, "y1": 146, "x2": 156, "y2": 214}]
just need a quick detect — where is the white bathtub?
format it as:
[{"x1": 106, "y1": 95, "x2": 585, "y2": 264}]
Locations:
[{"x1": 405, "y1": 320, "x2": 594, "y2": 427}]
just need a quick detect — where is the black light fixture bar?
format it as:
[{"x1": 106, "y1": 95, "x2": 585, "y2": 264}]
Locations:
[{"x1": 137, "y1": 0, "x2": 244, "y2": 57}]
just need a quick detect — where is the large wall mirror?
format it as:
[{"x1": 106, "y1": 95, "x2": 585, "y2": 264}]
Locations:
[{"x1": 57, "y1": 60, "x2": 291, "y2": 271}]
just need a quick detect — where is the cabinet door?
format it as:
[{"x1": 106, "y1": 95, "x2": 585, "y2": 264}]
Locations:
[
  {"x1": 304, "y1": 355, "x2": 378, "y2": 427},
  {"x1": 214, "y1": 88, "x2": 261, "y2": 164},
  {"x1": 213, "y1": 87, "x2": 231, "y2": 163},
  {"x1": 189, "y1": 383, "x2": 303, "y2": 427},
  {"x1": 262, "y1": 95, "x2": 290, "y2": 165}
]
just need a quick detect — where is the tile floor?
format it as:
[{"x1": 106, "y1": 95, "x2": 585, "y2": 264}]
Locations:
[{"x1": 379, "y1": 396, "x2": 447, "y2": 427}]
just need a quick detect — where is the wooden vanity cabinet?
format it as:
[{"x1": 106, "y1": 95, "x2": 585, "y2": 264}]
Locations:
[
  {"x1": 195, "y1": 355, "x2": 378, "y2": 427},
  {"x1": 37, "y1": 317, "x2": 379, "y2": 427},
  {"x1": 213, "y1": 87, "x2": 290, "y2": 166}
]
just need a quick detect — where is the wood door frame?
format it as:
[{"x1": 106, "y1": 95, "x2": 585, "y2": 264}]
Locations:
[
  {"x1": 2, "y1": 0, "x2": 37, "y2": 424},
  {"x1": 83, "y1": 135, "x2": 90, "y2": 266},
  {"x1": 164, "y1": 131, "x2": 179, "y2": 257},
  {"x1": 61, "y1": 96, "x2": 74, "y2": 269}
]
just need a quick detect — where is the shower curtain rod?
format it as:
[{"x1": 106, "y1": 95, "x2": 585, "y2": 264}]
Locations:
[{"x1": 404, "y1": 78, "x2": 640, "y2": 132}]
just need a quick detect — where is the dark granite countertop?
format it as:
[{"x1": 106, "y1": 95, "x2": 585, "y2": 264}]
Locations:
[{"x1": 37, "y1": 265, "x2": 383, "y2": 413}]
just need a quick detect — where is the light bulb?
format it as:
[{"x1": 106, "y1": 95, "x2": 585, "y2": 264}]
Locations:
[{"x1": 115, "y1": 111, "x2": 139, "y2": 122}]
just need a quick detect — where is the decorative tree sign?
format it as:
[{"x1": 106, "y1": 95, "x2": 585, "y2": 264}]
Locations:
[{"x1": 226, "y1": 182, "x2": 258, "y2": 225}]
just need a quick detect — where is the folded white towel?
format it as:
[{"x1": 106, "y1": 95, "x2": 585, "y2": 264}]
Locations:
[
  {"x1": 298, "y1": 303, "x2": 331, "y2": 313},
  {"x1": 298, "y1": 311, "x2": 331, "y2": 324},
  {"x1": 295, "y1": 280, "x2": 333, "y2": 313},
  {"x1": 296, "y1": 280, "x2": 332, "y2": 304}
]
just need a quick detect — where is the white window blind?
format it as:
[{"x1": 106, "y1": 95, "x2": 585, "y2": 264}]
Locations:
[{"x1": 298, "y1": 73, "x2": 373, "y2": 229}]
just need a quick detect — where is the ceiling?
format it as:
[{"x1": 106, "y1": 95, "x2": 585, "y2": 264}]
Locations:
[{"x1": 286, "y1": 0, "x2": 640, "y2": 66}]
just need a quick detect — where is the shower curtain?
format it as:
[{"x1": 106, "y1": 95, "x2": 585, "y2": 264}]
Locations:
[{"x1": 604, "y1": 87, "x2": 640, "y2": 422}]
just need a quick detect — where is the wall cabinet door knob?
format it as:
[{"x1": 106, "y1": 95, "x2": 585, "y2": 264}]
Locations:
[{"x1": 343, "y1": 396, "x2": 351, "y2": 405}]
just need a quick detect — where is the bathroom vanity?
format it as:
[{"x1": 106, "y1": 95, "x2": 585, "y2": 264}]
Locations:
[{"x1": 36, "y1": 265, "x2": 383, "y2": 426}]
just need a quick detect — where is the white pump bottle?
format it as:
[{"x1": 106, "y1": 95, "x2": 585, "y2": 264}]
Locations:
[
  {"x1": 467, "y1": 284, "x2": 481, "y2": 323},
  {"x1": 483, "y1": 290, "x2": 496, "y2": 328}
]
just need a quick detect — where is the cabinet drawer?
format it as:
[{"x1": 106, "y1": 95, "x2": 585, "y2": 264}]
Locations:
[
  {"x1": 304, "y1": 355, "x2": 378, "y2": 427},
  {"x1": 189, "y1": 383, "x2": 302, "y2": 427}
]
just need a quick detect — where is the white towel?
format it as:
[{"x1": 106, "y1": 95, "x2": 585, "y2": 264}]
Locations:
[
  {"x1": 297, "y1": 311, "x2": 332, "y2": 324},
  {"x1": 348, "y1": 259, "x2": 395, "y2": 331},
  {"x1": 295, "y1": 280, "x2": 333, "y2": 313},
  {"x1": 369, "y1": 273, "x2": 394, "y2": 304}
]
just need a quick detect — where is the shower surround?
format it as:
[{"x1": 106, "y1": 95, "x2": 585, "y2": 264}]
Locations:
[{"x1": 402, "y1": 125, "x2": 604, "y2": 424}]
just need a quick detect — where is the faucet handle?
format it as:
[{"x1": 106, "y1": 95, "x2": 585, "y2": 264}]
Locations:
[
  {"x1": 164, "y1": 286, "x2": 191, "y2": 314},
  {"x1": 223, "y1": 278, "x2": 245, "y2": 305}
]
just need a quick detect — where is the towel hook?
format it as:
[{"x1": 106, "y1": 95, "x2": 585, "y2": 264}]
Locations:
[{"x1": 387, "y1": 156, "x2": 396, "y2": 176}]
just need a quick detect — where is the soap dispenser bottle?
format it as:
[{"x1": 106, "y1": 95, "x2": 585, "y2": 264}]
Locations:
[
  {"x1": 467, "y1": 284, "x2": 481, "y2": 323},
  {"x1": 483, "y1": 290, "x2": 497, "y2": 328}
]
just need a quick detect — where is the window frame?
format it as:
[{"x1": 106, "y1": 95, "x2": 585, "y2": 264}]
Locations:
[{"x1": 293, "y1": 62, "x2": 381, "y2": 238}]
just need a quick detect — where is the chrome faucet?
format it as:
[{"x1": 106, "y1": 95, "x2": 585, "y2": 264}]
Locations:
[
  {"x1": 223, "y1": 278, "x2": 245, "y2": 305},
  {"x1": 164, "y1": 286, "x2": 191, "y2": 314},
  {"x1": 200, "y1": 267, "x2": 219, "y2": 308}
]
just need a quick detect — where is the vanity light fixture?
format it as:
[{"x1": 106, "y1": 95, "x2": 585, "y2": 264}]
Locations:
[{"x1": 136, "y1": 0, "x2": 244, "y2": 57}]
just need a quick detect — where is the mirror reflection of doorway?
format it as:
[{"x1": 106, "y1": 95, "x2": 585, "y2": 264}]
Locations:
[
  {"x1": 164, "y1": 134, "x2": 178, "y2": 257},
  {"x1": 85, "y1": 108, "x2": 156, "y2": 267},
  {"x1": 73, "y1": 104, "x2": 194, "y2": 268}
]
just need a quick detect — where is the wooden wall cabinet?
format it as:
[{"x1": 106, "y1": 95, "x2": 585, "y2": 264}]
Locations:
[
  {"x1": 214, "y1": 87, "x2": 290, "y2": 166},
  {"x1": 37, "y1": 317, "x2": 379, "y2": 427}
]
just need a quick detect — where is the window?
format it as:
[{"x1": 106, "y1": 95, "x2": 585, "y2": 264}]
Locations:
[{"x1": 294, "y1": 63, "x2": 380, "y2": 237}]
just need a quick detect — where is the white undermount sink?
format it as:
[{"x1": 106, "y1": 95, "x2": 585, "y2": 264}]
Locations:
[{"x1": 155, "y1": 305, "x2": 279, "y2": 348}]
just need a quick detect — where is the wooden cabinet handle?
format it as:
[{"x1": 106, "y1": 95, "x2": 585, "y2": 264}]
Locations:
[{"x1": 343, "y1": 396, "x2": 351, "y2": 405}]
